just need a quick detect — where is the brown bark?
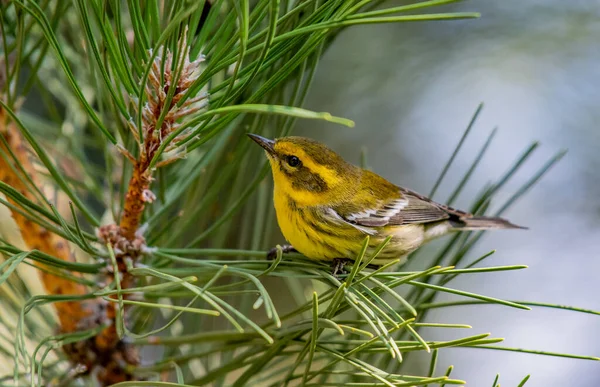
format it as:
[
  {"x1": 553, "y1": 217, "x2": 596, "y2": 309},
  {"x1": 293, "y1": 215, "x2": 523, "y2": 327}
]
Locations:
[
  {"x1": 0, "y1": 111, "x2": 92, "y2": 334},
  {"x1": 0, "y1": 33, "x2": 205, "y2": 384},
  {"x1": 93, "y1": 223, "x2": 143, "y2": 385},
  {"x1": 119, "y1": 162, "x2": 152, "y2": 240},
  {"x1": 0, "y1": 109, "x2": 138, "y2": 384}
]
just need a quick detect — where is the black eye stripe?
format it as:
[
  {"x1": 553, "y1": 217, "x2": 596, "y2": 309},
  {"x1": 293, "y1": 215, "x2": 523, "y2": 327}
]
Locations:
[{"x1": 278, "y1": 154, "x2": 327, "y2": 193}]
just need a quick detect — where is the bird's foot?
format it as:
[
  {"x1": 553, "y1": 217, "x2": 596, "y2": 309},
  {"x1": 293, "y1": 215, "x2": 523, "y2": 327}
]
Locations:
[
  {"x1": 331, "y1": 258, "x2": 351, "y2": 278},
  {"x1": 266, "y1": 244, "x2": 297, "y2": 260}
]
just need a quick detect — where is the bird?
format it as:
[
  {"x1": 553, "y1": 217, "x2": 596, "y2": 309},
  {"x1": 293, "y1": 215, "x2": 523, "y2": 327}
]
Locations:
[{"x1": 248, "y1": 134, "x2": 525, "y2": 275}]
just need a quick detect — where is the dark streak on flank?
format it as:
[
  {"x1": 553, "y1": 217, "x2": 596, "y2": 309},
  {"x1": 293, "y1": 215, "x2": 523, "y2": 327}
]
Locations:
[
  {"x1": 306, "y1": 215, "x2": 339, "y2": 237},
  {"x1": 286, "y1": 196, "x2": 298, "y2": 212}
]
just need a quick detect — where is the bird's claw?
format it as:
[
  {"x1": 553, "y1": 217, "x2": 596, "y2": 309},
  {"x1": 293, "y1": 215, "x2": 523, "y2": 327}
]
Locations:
[
  {"x1": 266, "y1": 244, "x2": 297, "y2": 260},
  {"x1": 331, "y1": 258, "x2": 350, "y2": 278}
]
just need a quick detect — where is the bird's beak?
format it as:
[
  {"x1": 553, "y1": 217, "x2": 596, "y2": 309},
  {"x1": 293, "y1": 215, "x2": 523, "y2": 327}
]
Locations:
[{"x1": 247, "y1": 133, "x2": 276, "y2": 156}]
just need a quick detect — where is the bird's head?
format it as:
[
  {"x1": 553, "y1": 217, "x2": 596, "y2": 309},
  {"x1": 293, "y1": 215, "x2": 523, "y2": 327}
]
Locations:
[{"x1": 248, "y1": 134, "x2": 359, "y2": 206}]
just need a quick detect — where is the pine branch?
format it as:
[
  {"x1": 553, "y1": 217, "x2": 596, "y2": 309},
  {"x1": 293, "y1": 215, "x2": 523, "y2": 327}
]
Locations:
[
  {"x1": 118, "y1": 32, "x2": 206, "y2": 240},
  {"x1": 0, "y1": 103, "x2": 100, "y2": 368},
  {"x1": 92, "y1": 30, "x2": 208, "y2": 384},
  {"x1": 0, "y1": 105, "x2": 92, "y2": 325}
]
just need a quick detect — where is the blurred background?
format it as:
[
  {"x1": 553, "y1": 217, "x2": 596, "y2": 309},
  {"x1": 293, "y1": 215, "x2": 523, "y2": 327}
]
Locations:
[{"x1": 292, "y1": 1, "x2": 600, "y2": 386}]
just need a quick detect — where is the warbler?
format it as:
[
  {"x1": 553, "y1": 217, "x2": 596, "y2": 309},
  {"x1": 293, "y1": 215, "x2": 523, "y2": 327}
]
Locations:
[{"x1": 248, "y1": 134, "x2": 524, "y2": 274}]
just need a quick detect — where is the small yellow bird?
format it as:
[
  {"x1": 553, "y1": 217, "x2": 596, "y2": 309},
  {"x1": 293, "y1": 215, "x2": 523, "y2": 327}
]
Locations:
[{"x1": 248, "y1": 134, "x2": 524, "y2": 275}]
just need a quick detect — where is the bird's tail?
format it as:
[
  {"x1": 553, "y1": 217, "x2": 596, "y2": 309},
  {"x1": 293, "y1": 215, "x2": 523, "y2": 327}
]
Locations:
[{"x1": 451, "y1": 216, "x2": 527, "y2": 230}]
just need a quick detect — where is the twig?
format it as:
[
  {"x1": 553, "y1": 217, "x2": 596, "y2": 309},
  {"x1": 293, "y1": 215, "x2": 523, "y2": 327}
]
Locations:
[
  {"x1": 0, "y1": 103, "x2": 93, "y2": 327},
  {"x1": 94, "y1": 30, "x2": 207, "y2": 384}
]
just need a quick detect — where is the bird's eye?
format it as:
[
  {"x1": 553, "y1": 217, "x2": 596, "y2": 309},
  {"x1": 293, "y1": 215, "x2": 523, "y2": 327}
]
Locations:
[{"x1": 286, "y1": 155, "x2": 301, "y2": 167}]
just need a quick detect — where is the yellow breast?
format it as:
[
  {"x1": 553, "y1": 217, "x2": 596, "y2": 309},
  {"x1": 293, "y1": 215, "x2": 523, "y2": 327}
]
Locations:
[{"x1": 274, "y1": 190, "x2": 344, "y2": 260}]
